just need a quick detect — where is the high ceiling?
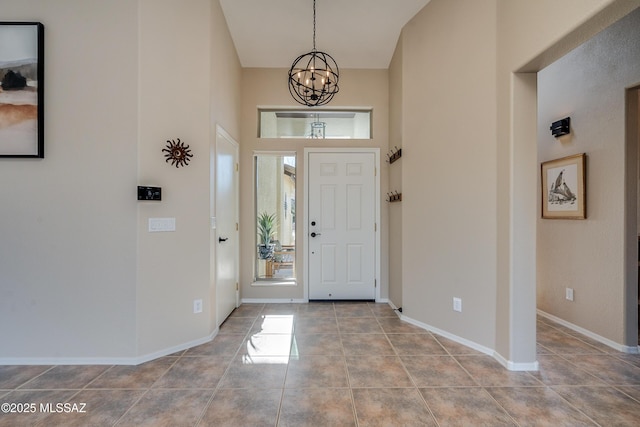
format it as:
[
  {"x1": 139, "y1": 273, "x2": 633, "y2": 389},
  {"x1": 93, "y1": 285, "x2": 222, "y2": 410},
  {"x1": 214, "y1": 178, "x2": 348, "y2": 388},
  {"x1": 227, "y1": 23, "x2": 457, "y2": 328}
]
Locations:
[{"x1": 219, "y1": 0, "x2": 430, "y2": 69}]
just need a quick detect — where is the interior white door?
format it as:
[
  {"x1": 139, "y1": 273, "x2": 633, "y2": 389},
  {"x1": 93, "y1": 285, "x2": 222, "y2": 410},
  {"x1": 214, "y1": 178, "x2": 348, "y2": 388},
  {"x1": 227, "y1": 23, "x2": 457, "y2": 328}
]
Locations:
[
  {"x1": 215, "y1": 128, "x2": 239, "y2": 327},
  {"x1": 308, "y1": 152, "x2": 376, "y2": 300}
]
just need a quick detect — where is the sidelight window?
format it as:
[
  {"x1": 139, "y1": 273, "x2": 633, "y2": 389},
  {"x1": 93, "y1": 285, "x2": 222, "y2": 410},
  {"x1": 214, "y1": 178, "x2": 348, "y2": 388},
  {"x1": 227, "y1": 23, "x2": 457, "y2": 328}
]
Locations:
[{"x1": 255, "y1": 153, "x2": 296, "y2": 282}]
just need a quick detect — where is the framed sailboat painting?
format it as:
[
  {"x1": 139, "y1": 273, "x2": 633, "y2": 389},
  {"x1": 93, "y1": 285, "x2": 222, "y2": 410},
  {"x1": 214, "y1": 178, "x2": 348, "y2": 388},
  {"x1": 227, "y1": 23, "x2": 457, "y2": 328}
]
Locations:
[{"x1": 541, "y1": 153, "x2": 586, "y2": 219}]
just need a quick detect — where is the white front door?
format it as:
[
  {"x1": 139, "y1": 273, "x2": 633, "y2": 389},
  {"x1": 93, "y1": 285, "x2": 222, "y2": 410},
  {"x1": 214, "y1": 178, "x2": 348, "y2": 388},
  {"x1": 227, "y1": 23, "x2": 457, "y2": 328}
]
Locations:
[
  {"x1": 308, "y1": 151, "x2": 376, "y2": 300},
  {"x1": 215, "y1": 127, "x2": 239, "y2": 326}
]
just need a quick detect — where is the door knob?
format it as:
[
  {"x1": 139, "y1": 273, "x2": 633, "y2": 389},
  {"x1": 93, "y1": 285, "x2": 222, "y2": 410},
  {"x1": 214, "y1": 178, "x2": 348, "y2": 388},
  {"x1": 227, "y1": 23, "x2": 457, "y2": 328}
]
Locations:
[
  {"x1": 310, "y1": 232, "x2": 321, "y2": 238},
  {"x1": 218, "y1": 237, "x2": 228, "y2": 243}
]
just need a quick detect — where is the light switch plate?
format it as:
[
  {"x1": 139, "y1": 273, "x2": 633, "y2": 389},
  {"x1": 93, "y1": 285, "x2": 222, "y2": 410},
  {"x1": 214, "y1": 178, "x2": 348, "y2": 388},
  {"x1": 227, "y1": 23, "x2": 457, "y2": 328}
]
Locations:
[{"x1": 148, "y1": 218, "x2": 176, "y2": 232}]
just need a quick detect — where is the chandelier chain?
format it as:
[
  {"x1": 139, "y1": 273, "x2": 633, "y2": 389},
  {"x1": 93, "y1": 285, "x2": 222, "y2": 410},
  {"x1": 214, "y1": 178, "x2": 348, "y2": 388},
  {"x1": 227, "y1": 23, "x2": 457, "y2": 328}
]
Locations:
[{"x1": 312, "y1": 0, "x2": 316, "y2": 51}]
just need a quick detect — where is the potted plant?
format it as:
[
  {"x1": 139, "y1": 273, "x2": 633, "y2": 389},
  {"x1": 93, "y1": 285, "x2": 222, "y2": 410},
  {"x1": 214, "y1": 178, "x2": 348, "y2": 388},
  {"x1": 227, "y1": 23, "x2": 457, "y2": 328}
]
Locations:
[{"x1": 257, "y1": 211, "x2": 277, "y2": 259}]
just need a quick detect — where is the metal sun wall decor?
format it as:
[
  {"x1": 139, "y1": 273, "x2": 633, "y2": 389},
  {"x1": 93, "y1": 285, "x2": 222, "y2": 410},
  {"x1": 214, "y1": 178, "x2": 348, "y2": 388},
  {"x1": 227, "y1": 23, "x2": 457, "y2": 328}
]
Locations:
[
  {"x1": 288, "y1": 0, "x2": 339, "y2": 107},
  {"x1": 162, "y1": 138, "x2": 193, "y2": 168}
]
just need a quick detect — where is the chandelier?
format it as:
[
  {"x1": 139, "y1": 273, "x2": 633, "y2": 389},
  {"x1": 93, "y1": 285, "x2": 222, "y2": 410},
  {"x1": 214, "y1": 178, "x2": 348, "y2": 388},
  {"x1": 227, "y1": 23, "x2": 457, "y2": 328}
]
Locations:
[{"x1": 288, "y1": 0, "x2": 339, "y2": 107}]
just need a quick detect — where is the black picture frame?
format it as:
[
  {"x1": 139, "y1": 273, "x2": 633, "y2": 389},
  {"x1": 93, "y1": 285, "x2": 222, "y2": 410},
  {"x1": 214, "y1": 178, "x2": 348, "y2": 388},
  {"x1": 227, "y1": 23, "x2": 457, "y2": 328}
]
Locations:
[{"x1": 0, "y1": 22, "x2": 44, "y2": 158}]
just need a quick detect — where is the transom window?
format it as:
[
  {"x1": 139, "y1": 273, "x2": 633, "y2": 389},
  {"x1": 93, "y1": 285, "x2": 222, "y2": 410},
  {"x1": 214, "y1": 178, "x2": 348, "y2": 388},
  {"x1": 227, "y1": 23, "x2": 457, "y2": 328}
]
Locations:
[{"x1": 259, "y1": 109, "x2": 372, "y2": 139}]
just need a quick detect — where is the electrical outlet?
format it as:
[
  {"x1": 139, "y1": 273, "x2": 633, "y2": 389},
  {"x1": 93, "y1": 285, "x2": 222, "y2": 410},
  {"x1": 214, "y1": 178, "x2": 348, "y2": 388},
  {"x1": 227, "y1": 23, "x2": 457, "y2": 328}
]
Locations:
[
  {"x1": 565, "y1": 288, "x2": 574, "y2": 301},
  {"x1": 453, "y1": 297, "x2": 462, "y2": 312},
  {"x1": 193, "y1": 299, "x2": 203, "y2": 313}
]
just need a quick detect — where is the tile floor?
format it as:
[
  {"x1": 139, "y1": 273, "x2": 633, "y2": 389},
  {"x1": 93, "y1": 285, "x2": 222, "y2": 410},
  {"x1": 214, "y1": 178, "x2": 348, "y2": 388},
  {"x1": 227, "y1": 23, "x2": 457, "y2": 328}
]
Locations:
[{"x1": 1, "y1": 302, "x2": 640, "y2": 426}]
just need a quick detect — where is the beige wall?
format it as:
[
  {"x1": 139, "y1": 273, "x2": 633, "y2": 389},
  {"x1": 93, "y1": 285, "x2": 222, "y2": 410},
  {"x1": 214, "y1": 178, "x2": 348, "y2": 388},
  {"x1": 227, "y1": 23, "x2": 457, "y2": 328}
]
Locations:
[
  {"x1": 400, "y1": 0, "x2": 499, "y2": 350},
  {"x1": 537, "y1": 8, "x2": 640, "y2": 346},
  {"x1": 0, "y1": 0, "x2": 242, "y2": 362},
  {"x1": 396, "y1": 0, "x2": 637, "y2": 366},
  {"x1": 137, "y1": 0, "x2": 213, "y2": 356},
  {"x1": 0, "y1": 0, "x2": 139, "y2": 360},
  {"x1": 239, "y1": 68, "x2": 390, "y2": 301},
  {"x1": 388, "y1": 36, "x2": 403, "y2": 309}
]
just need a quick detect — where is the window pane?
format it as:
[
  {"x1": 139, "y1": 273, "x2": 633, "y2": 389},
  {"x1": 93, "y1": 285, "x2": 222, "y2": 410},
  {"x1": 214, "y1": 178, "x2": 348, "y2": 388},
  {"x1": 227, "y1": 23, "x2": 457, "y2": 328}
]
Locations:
[
  {"x1": 259, "y1": 109, "x2": 371, "y2": 139},
  {"x1": 255, "y1": 154, "x2": 296, "y2": 281}
]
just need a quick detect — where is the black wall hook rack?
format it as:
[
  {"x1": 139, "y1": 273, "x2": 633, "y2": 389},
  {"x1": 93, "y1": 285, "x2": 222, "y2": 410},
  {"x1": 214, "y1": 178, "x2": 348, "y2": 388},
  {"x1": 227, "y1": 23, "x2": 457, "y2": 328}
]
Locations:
[
  {"x1": 387, "y1": 191, "x2": 402, "y2": 203},
  {"x1": 386, "y1": 146, "x2": 402, "y2": 164}
]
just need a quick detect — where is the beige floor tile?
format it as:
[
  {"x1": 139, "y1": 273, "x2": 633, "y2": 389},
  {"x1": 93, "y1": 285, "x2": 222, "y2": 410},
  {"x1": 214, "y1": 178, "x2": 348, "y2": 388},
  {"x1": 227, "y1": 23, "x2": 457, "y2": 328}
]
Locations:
[
  {"x1": 562, "y1": 354, "x2": 640, "y2": 385},
  {"x1": 553, "y1": 385, "x2": 640, "y2": 426},
  {"x1": 37, "y1": 389, "x2": 145, "y2": 427},
  {"x1": 432, "y1": 335, "x2": 484, "y2": 355},
  {"x1": 353, "y1": 388, "x2": 436, "y2": 426},
  {"x1": 152, "y1": 356, "x2": 228, "y2": 389},
  {"x1": 0, "y1": 365, "x2": 52, "y2": 389},
  {"x1": 402, "y1": 356, "x2": 477, "y2": 387},
  {"x1": 228, "y1": 303, "x2": 264, "y2": 318},
  {"x1": 294, "y1": 317, "x2": 338, "y2": 334},
  {"x1": 338, "y1": 317, "x2": 384, "y2": 334},
  {"x1": 487, "y1": 386, "x2": 597, "y2": 426},
  {"x1": 279, "y1": 388, "x2": 355, "y2": 426},
  {"x1": 18, "y1": 365, "x2": 109, "y2": 390},
  {"x1": 616, "y1": 385, "x2": 640, "y2": 403},
  {"x1": 218, "y1": 317, "x2": 255, "y2": 335},
  {"x1": 219, "y1": 355, "x2": 288, "y2": 389},
  {"x1": 116, "y1": 389, "x2": 212, "y2": 427},
  {"x1": 250, "y1": 315, "x2": 296, "y2": 334},
  {"x1": 334, "y1": 302, "x2": 374, "y2": 317},
  {"x1": 531, "y1": 354, "x2": 606, "y2": 386},
  {"x1": 90, "y1": 357, "x2": 176, "y2": 389},
  {"x1": 367, "y1": 302, "x2": 398, "y2": 317},
  {"x1": 0, "y1": 389, "x2": 77, "y2": 427},
  {"x1": 260, "y1": 303, "x2": 298, "y2": 315},
  {"x1": 200, "y1": 388, "x2": 281, "y2": 427},
  {"x1": 296, "y1": 303, "x2": 336, "y2": 317},
  {"x1": 285, "y1": 355, "x2": 348, "y2": 388},
  {"x1": 420, "y1": 387, "x2": 516, "y2": 426},
  {"x1": 185, "y1": 334, "x2": 245, "y2": 357},
  {"x1": 240, "y1": 333, "x2": 293, "y2": 358},
  {"x1": 291, "y1": 333, "x2": 343, "y2": 356},
  {"x1": 387, "y1": 333, "x2": 447, "y2": 355},
  {"x1": 537, "y1": 329, "x2": 606, "y2": 354},
  {"x1": 455, "y1": 356, "x2": 543, "y2": 387},
  {"x1": 614, "y1": 354, "x2": 640, "y2": 369},
  {"x1": 341, "y1": 334, "x2": 395, "y2": 355},
  {"x1": 377, "y1": 317, "x2": 428, "y2": 334},
  {"x1": 346, "y1": 355, "x2": 413, "y2": 388}
]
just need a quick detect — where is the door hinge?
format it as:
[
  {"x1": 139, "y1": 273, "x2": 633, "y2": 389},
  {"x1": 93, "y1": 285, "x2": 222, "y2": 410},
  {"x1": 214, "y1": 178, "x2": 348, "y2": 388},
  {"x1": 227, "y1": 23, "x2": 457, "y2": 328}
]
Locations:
[
  {"x1": 375, "y1": 167, "x2": 377, "y2": 177},
  {"x1": 374, "y1": 223, "x2": 377, "y2": 232},
  {"x1": 236, "y1": 282, "x2": 239, "y2": 291},
  {"x1": 236, "y1": 223, "x2": 239, "y2": 231},
  {"x1": 236, "y1": 163, "x2": 239, "y2": 172},
  {"x1": 375, "y1": 279, "x2": 377, "y2": 288}
]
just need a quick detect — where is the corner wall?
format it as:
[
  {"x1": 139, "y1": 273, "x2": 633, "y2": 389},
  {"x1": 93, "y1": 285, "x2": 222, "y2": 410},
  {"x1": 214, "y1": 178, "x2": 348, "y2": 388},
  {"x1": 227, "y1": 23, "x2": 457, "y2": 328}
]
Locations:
[
  {"x1": 0, "y1": 0, "x2": 242, "y2": 363},
  {"x1": 537, "y1": 8, "x2": 640, "y2": 346},
  {"x1": 0, "y1": 0, "x2": 139, "y2": 361},
  {"x1": 388, "y1": 36, "x2": 403, "y2": 309},
  {"x1": 400, "y1": 0, "x2": 499, "y2": 350}
]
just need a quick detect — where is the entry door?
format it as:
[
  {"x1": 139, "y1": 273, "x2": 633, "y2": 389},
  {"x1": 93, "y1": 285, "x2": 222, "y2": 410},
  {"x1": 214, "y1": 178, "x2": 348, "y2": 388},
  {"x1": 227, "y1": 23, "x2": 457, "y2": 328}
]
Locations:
[
  {"x1": 215, "y1": 127, "x2": 239, "y2": 327},
  {"x1": 308, "y1": 152, "x2": 376, "y2": 300}
]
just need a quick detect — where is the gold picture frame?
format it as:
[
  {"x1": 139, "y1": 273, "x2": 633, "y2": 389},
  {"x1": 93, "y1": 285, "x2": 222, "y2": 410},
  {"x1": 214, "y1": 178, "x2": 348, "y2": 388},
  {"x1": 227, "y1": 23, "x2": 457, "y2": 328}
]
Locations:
[{"x1": 541, "y1": 153, "x2": 586, "y2": 219}]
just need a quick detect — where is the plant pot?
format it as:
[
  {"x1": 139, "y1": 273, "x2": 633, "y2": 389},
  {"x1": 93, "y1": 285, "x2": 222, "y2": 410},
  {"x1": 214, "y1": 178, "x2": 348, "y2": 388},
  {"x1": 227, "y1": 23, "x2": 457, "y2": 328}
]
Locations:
[{"x1": 258, "y1": 243, "x2": 275, "y2": 260}]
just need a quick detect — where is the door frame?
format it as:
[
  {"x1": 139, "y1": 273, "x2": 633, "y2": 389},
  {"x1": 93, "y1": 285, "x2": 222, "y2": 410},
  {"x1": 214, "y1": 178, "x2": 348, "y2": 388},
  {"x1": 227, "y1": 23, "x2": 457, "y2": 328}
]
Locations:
[
  {"x1": 214, "y1": 124, "x2": 240, "y2": 326},
  {"x1": 303, "y1": 147, "x2": 381, "y2": 301}
]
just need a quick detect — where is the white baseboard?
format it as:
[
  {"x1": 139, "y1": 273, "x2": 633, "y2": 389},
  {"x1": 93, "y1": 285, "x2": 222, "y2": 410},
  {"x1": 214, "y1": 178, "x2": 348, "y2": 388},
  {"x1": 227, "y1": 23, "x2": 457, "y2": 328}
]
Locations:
[
  {"x1": 400, "y1": 313, "x2": 538, "y2": 371},
  {"x1": 537, "y1": 309, "x2": 640, "y2": 354},
  {"x1": 0, "y1": 329, "x2": 219, "y2": 366}
]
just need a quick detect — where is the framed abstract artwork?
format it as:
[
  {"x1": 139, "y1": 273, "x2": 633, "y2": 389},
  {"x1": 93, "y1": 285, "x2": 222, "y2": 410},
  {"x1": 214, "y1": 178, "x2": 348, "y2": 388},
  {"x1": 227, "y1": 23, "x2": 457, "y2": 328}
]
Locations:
[
  {"x1": 541, "y1": 153, "x2": 586, "y2": 219},
  {"x1": 0, "y1": 22, "x2": 44, "y2": 158}
]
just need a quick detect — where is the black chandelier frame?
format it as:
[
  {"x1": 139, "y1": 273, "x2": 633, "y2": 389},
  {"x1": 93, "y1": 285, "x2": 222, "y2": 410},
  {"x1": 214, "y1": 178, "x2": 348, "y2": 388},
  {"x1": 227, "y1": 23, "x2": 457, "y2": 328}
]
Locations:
[{"x1": 287, "y1": 0, "x2": 339, "y2": 107}]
